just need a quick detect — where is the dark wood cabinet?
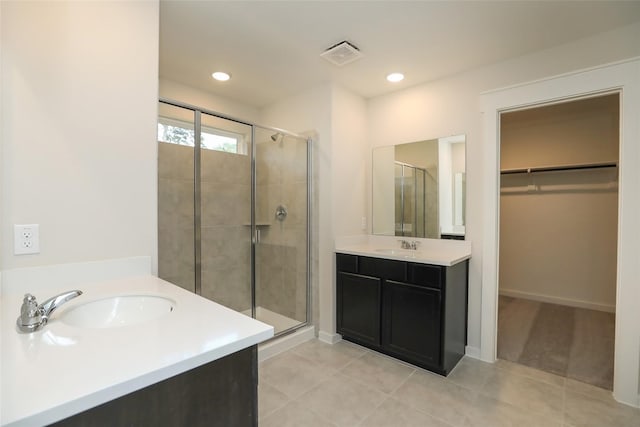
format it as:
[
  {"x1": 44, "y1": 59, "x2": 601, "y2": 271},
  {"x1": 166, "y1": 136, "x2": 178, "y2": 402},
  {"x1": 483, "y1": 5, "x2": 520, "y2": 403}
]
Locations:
[
  {"x1": 337, "y1": 272, "x2": 381, "y2": 347},
  {"x1": 336, "y1": 253, "x2": 468, "y2": 376},
  {"x1": 382, "y1": 280, "x2": 441, "y2": 366},
  {"x1": 52, "y1": 346, "x2": 258, "y2": 427}
]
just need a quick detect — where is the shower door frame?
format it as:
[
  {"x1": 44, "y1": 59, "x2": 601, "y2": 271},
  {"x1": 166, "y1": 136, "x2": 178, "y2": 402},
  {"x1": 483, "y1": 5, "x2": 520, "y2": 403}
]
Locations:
[
  {"x1": 395, "y1": 161, "x2": 427, "y2": 238},
  {"x1": 158, "y1": 98, "x2": 312, "y2": 338}
]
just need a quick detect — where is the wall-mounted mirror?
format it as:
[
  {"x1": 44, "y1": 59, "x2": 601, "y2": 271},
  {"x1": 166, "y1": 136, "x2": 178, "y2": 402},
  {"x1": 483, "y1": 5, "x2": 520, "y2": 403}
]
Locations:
[{"x1": 372, "y1": 135, "x2": 466, "y2": 239}]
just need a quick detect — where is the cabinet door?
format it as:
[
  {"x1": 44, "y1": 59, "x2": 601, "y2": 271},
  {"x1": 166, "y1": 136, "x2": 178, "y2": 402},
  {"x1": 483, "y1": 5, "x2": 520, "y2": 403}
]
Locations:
[
  {"x1": 382, "y1": 280, "x2": 441, "y2": 367},
  {"x1": 337, "y1": 272, "x2": 381, "y2": 347}
]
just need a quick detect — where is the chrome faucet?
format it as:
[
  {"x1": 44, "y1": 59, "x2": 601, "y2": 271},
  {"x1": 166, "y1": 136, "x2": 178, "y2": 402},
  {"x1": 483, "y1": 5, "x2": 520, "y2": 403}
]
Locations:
[
  {"x1": 16, "y1": 290, "x2": 82, "y2": 333},
  {"x1": 399, "y1": 240, "x2": 420, "y2": 250}
]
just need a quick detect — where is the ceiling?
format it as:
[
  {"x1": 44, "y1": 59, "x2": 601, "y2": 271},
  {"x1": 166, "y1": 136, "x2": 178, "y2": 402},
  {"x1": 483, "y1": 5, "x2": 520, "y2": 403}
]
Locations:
[{"x1": 159, "y1": 1, "x2": 640, "y2": 108}]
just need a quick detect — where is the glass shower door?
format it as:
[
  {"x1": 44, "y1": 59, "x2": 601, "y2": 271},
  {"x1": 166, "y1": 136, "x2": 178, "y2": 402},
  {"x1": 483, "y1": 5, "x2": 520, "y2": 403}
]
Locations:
[
  {"x1": 254, "y1": 126, "x2": 309, "y2": 334},
  {"x1": 157, "y1": 102, "x2": 196, "y2": 292},
  {"x1": 199, "y1": 113, "x2": 253, "y2": 315},
  {"x1": 158, "y1": 99, "x2": 311, "y2": 338}
]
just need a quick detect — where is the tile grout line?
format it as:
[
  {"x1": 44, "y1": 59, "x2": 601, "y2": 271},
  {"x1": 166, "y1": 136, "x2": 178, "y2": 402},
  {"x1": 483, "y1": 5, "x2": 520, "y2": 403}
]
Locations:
[
  {"x1": 258, "y1": 393, "x2": 292, "y2": 423},
  {"x1": 354, "y1": 394, "x2": 394, "y2": 427},
  {"x1": 260, "y1": 339, "x2": 638, "y2": 427},
  {"x1": 286, "y1": 371, "x2": 343, "y2": 426},
  {"x1": 291, "y1": 369, "x2": 385, "y2": 427},
  {"x1": 388, "y1": 368, "x2": 417, "y2": 396}
]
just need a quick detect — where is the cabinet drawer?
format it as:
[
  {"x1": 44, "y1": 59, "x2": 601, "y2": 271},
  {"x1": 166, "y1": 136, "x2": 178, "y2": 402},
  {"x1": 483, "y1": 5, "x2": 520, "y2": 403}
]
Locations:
[
  {"x1": 336, "y1": 253, "x2": 358, "y2": 273},
  {"x1": 407, "y1": 263, "x2": 444, "y2": 289},
  {"x1": 360, "y1": 257, "x2": 406, "y2": 282}
]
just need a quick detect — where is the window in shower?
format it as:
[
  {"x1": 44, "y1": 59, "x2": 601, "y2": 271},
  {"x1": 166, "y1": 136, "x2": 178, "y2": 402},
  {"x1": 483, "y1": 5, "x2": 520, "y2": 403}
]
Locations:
[{"x1": 158, "y1": 117, "x2": 247, "y2": 154}]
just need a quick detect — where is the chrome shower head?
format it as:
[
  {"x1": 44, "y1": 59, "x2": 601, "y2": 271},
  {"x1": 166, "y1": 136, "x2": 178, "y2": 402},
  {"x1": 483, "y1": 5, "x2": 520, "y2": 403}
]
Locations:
[{"x1": 270, "y1": 133, "x2": 284, "y2": 143}]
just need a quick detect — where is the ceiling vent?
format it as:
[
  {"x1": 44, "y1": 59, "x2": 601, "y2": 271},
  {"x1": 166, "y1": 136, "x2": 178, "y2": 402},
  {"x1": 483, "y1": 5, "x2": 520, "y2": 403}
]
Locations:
[{"x1": 320, "y1": 41, "x2": 363, "y2": 67}]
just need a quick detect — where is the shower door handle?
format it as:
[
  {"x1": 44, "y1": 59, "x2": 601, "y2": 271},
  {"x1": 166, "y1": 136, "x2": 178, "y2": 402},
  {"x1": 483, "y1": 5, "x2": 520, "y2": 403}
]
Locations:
[{"x1": 256, "y1": 228, "x2": 261, "y2": 244}]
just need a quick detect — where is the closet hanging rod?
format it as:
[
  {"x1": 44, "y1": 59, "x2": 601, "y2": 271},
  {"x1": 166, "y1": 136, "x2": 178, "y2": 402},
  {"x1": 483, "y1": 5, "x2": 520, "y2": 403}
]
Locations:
[{"x1": 500, "y1": 161, "x2": 617, "y2": 175}]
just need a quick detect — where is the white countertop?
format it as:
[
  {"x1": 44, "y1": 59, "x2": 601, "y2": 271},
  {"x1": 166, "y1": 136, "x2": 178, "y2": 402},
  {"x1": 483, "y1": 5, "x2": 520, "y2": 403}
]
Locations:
[
  {"x1": 335, "y1": 235, "x2": 471, "y2": 266},
  {"x1": 1, "y1": 274, "x2": 274, "y2": 427}
]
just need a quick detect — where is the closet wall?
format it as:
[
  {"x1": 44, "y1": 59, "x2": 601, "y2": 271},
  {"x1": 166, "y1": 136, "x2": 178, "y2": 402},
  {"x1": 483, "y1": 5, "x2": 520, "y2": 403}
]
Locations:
[{"x1": 499, "y1": 94, "x2": 619, "y2": 312}]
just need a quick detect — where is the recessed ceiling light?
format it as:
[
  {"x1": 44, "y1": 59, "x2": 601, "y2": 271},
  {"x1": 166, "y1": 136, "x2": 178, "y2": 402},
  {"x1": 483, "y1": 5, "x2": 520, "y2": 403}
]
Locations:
[
  {"x1": 212, "y1": 71, "x2": 231, "y2": 81},
  {"x1": 386, "y1": 72, "x2": 404, "y2": 83}
]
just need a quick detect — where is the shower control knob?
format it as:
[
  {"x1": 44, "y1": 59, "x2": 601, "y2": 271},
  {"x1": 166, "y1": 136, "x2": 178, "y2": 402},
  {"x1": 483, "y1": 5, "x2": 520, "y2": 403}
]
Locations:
[{"x1": 275, "y1": 205, "x2": 288, "y2": 221}]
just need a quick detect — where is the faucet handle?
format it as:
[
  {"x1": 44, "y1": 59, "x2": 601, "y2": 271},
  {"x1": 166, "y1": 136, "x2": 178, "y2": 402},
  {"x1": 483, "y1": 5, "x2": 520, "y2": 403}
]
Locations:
[
  {"x1": 17, "y1": 293, "x2": 43, "y2": 332},
  {"x1": 21, "y1": 294, "x2": 40, "y2": 317},
  {"x1": 411, "y1": 241, "x2": 421, "y2": 250}
]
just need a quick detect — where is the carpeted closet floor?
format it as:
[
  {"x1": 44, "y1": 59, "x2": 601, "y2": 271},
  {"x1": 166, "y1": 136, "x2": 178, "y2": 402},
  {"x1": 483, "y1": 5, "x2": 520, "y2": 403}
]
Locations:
[{"x1": 497, "y1": 295, "x2": 615, "y2": 390}]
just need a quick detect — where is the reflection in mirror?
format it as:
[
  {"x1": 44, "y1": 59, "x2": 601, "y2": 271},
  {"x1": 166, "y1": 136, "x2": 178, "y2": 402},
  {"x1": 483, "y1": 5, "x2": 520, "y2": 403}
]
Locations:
[{"x1": 372, "y1": 135, "x2": 466, "y2": 239}]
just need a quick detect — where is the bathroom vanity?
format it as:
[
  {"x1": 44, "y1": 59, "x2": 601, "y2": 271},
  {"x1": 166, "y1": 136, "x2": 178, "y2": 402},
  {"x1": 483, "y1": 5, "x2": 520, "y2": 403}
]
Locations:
[
  {"x1": 1, "y1": 269, "x2": 273, "y2": 427},
  {"x1": 335, "y1": 237, "x2": 470, "y2": 376}
]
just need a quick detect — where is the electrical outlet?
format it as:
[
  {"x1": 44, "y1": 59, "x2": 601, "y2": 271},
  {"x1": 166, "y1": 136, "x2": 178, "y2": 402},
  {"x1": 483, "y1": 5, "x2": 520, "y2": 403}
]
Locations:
[{"x1": 14, "y1": 224, "x2": 40, "y2": 255}]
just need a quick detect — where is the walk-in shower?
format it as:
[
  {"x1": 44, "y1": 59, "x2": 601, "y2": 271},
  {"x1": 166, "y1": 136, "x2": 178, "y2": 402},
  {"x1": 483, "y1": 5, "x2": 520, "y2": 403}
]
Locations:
[
  {"x1": 395, "y1": 161, "x2": 428, "y2": 237},
  {"x1": 157, "y1": 99, "x2": 311, "y2": 336}
]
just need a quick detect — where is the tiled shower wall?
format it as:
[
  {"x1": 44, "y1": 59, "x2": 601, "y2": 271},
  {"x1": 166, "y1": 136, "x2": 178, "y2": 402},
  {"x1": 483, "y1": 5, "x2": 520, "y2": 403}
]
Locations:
[
  {"x1": 158, "y1": 138, "x2": 307, "y2": 322},
  {"x1": 256, "y1": 137, "x2": 308, "y2": 323},
  {"x1": 158, "y1": 142, "x2": 195, "y2": 293},
  {"x1": 200, "y1": 146, "x2": 252, "y2": 312}
]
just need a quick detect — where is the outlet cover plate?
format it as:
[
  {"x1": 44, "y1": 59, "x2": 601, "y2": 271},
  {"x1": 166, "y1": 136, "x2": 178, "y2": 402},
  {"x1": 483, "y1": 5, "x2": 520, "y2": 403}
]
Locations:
[{"x1": 14, "y1": 224, "x2": 40, "y2": 255}]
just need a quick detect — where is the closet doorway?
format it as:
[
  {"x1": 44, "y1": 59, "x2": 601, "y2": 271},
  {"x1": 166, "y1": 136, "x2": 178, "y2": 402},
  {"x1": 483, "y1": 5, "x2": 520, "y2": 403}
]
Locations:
[{"x1": 497, "y1": 93, "x2": 619, "y2": 390}]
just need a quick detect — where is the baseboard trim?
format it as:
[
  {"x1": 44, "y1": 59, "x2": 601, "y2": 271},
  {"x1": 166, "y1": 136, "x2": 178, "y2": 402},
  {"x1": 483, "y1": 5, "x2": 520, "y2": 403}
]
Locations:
[
  {"x1": 465, "y1": 345, "x2": 481, "y2": 360},
  {"x1": 499, "y1": 288, "x2": 615, "y2": 313},
  {"x1": 258, "y1": 325, "x2": 315, "y2": 362},
  {"x1": 318, "y1": 331, "x2": 342, "y2": 344}
]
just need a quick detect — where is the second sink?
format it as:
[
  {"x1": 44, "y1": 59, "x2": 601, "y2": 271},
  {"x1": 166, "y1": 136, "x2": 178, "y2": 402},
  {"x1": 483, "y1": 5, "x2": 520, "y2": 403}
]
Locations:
[{"x1": 374, "y1": 248, "x2": 415, "y2": 255}]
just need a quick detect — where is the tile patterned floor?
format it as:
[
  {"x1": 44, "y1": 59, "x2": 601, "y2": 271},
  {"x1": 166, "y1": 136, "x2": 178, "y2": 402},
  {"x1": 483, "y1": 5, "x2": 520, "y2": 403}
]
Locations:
[{"x1": 258, "y1": 339, "x2": 640, "y2": 427}]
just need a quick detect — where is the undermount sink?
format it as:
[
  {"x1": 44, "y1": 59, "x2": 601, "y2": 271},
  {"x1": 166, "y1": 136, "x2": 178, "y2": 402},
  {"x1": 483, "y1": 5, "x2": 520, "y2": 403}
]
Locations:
[
  {"x1": 60, "y1": 295, "x2": 175, "y2": 329},
  {"x1": 374, "y1": 248, "x2": 416, "y2": 255}
]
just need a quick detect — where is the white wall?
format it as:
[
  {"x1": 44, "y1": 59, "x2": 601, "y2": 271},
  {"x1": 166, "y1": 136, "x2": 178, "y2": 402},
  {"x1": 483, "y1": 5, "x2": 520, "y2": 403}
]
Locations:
[
  {"x1": 1, "y1": 1, "x2": 159, "y2": 272},
  {"x1": 367, "y1": 22, "x2": 640, "y2": 355},
  {"x1": 500, "y1": 171, "x2": 618, "y2": 311},
  {"x1": 332, "y1": 86, "x2": 368, "y2": 237},
  {"x1": 159, "y1": 78, "x2": 260, "y2": 123}
]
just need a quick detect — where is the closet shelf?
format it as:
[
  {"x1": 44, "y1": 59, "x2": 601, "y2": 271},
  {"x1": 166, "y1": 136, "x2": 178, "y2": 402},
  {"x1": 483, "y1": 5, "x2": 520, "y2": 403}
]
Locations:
[{"x1": 500, "y1": 161, "x2": 617, "y2": 175}]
